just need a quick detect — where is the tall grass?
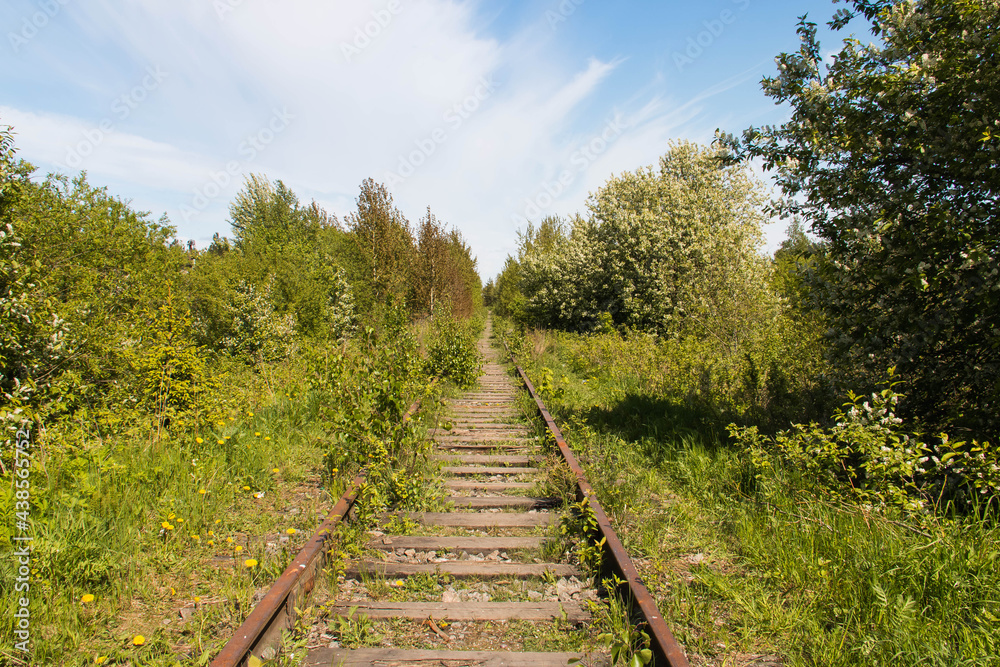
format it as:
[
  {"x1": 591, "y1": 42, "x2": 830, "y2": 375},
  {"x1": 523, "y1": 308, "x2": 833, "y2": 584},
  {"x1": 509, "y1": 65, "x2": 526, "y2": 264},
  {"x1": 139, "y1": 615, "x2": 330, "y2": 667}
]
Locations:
[
  {"x1": 504, "y1": 321, "x2": 1000, "y2": 666},
  {"x1": 0, "y1": 323, "x2": 437, "y2": 666}
]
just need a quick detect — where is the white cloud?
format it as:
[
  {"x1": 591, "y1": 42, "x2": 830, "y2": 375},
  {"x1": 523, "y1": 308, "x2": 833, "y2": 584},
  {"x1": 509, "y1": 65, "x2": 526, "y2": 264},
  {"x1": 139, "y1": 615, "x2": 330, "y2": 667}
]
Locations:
[
  {"x1": 0, "y1": 105, "x2": 211, "y2": 190},
  {"x1": 3, "y1": 0, "x2": 787, "y2": 276}
]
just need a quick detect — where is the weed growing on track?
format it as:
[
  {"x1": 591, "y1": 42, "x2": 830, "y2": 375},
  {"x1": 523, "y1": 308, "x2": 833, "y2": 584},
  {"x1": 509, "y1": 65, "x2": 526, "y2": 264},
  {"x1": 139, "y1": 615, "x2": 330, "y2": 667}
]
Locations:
[
  {"x1": 0, "y1": 318, "x2": 453, "y2": 666},
  {"x1": 423, "y1": 312, "x2": 485, "y2": 388},
  {"x1": 495, "y1": 318, "x2": 1000, "y2": 667}
]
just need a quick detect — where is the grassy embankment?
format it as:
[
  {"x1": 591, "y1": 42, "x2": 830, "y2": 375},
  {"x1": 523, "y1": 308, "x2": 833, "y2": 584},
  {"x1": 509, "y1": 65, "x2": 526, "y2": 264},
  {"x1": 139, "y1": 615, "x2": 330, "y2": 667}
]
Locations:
[
  {"x1": 498, "y1": 322, "x2": 1000, "y2": 667},
  {"x1": 0, "y1": 317, "x2": 467, "y2": 667}
]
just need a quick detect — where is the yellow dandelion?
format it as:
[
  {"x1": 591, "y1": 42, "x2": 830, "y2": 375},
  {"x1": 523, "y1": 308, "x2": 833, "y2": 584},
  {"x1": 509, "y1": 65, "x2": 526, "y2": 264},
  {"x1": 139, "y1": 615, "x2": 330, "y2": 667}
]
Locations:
[
  {"x1": 244, "y1": 559, "x2": 258, "y2": 568},
  {"x1": 331, "y1": 468, "x2": 338, "y2": 474},
  {"x1": 207, "y1": 540, "x2": 214, "y2": 546},
  {"x1": 195, "y1": 437, "x2": 203, "y2": 444},
  {"x1": 217, "y1": 439, "x2": 224, "y2": 445},
  {"x1": 198, "y1": 489, "x2": 207, "y2": 495},
  {"x1": 215, "y1": 519, "x2": 222, "y2": 524},
  {"x1": 161, "y1": 521, "x2": 173, "y2": 530},
  {"x1": 81, "y1": 594, "x2": 95, "y2": 604},
  {"x1": 207, "y1": 530, "x2": 214, "y2": 536},
  {"x1": 170, "y1": 587, "x2": 176, "y2": 595},
  {"x1": 176, "y1": 518, "x2": 184, "y2": 523},
  {"x1": 254, "y1": 432, "x2": 261, "y2": 437},
  {"x1": 264, "y1": 436, "x2": 271, "y2": 441},
  {"x1": 226, "y1": 537, "x2": 233, "y2": 543},
  {"x1": 286, "y1": 528, "x2": 296, "y2": 535},
  {"x1": 168, "y1": 513, "x2": 176, "y2": 520},
  {"x1": 191, "y1": 534, "x2": 200, "y2": 541},
  {"x1": 217, "y1": 421, "x2": 225, "y2": 426},
  {"x1": 95, "y1": 656, "x2": 108, "y2": 665},
  {"x1": 235, "y1": 545, "x2": 243, "y2": 552},
  {"x1": 272, "y1": 468, "x2": 279, "y2": 473},
  {"x1": 132, "y1": 635, "x2": 145, "y2": 646},
  {"x1": 193, "y1": 596, "x2": 200, "y2": 603},
  {"x1": 249, "y1": 412, "x2": 254, "y2": 417},
  {"x1": 242, "y1": 486, "x2": 251, "y2": 491}
]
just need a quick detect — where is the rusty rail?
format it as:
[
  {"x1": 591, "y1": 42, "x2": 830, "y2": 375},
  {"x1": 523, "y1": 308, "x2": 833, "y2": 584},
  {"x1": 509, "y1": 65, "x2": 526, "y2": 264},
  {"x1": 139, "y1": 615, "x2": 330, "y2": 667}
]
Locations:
[
  {"x1": 209, "y1": 398, "x2": 425, "y2": 667},
  {"x1": 505, "y1": 344, "x2": 691, "y2": 667},
  {"x1": 209, "y1": 473, "x2": 365, "y2": 667}
]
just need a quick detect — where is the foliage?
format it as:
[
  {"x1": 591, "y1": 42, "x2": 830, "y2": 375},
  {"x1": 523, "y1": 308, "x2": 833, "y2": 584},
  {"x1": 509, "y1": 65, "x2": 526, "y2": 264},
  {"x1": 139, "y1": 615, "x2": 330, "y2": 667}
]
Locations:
[
  {"x1": 496, "y1": 312, "x2": 831, "y2": 438},
  {"x1": 229, "y1": 174, "x2": 326, "y2": 253},
  {"x1": 560, "y1": 497, "x2": 605, "y2": 573},
  {"x1": 1, "y1": 160, "x2": 187, "y2": 422},
  {"x1": 731, "y1": 370, "x2": 1000, "y2": 513},
  {"x1": 0, "y1": 221, "x2": 69, "y2": 421},
  {"x1": 490, "y1": 254, "x2": 527, "y2": 322},
  {"x1": 0, "y1": 120, "x2": 481, "y2": 665},
  {"x1": 719, "y1": 0, "x2": 1000, "y2": 437},
  {"x1": 126, "y1": 290, "x2": 219, "y2": 420},
  {"x1": 525, "y1": 324, "x2": 1000, "y2": 666},
  {"x1": 221, "y1": 174, "x2": 356, "y2": 341},
  {"x1": 510, "y1": 143, "x2": 775, "y2": 344},
  {"x1": 221, "y1": 279, "x2": 298, "y2": 362},
  {"x1": 413, "y1": 207, "x2": 482, "y2": 318},
  {"x1": 346, "y1": 178, "x2": 416, "y2": 309},
  {"x1": 423, "y1": 312, "x2": 483, "y2": 389},
  {"x1": 595, "y1": 575, "x2": 653, "y2": 667}
]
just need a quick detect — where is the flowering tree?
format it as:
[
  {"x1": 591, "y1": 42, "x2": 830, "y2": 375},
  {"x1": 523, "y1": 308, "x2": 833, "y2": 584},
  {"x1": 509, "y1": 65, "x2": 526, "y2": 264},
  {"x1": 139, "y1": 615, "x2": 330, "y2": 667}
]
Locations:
[
  {"x1": 720, "y1": 0, "x2": 1000, "y2": 436},
  {"x1": 519, "y1": 142, "x2": 775, "y2": 351}
]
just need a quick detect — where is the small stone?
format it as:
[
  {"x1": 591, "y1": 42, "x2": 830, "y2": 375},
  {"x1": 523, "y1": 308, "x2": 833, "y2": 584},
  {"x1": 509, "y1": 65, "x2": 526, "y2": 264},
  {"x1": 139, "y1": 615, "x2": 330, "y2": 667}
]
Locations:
[{"x1": 527, "y1": 590, "x2": 543, "y2": 601}]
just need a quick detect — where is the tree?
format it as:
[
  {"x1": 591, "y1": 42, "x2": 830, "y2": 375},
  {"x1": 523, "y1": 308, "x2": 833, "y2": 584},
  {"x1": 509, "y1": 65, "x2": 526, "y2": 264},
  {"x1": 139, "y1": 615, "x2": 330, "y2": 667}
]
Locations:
[
  {"x1": 414, "y1": 207, "x2": 450, "y2": 316},
  {"x1": 720, "y1": 0, "x2": 1000, "y2": 437},
  {"x1": 223, "y1": 174, "x2": 352, "y2": 339},
  {"x1": 345, "y1": 178, "x2": 415, "y2": 308},
  {"x1": 229, "y1": 174, "x2": 327, "y2": 252},
  {"x1": 772, "y1": 218, "x2": 825, "y2": 309},
  {"x1": 518, "y1": 143, "x2": 774, "y2": 346}
]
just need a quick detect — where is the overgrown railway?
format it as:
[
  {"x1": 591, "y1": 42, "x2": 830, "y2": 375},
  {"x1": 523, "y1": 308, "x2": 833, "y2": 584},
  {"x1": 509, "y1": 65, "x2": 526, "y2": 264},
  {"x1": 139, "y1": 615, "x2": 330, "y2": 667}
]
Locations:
[{"x1": 210, "y1": 321, "x2": 690, "y2": 667}]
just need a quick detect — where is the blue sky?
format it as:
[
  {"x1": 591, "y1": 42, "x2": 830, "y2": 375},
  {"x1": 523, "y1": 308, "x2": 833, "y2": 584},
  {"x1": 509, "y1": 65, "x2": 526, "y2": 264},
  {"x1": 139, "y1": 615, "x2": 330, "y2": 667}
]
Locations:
[{"x1": 0, "y1": 0, "x2": 866, "y2": 278}]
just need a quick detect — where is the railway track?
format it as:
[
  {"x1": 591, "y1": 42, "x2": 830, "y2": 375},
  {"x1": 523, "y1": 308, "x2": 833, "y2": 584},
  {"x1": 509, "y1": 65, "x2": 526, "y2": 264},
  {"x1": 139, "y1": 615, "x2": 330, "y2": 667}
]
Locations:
[{"x1": 212, "y1": 320, "x2": 689, "y2": 667}]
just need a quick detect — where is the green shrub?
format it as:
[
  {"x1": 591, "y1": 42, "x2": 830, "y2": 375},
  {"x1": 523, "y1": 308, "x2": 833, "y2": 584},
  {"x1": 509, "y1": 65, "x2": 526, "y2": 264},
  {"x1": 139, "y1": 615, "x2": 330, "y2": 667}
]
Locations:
[
  {"x1": 424, "y1": 315, "x2": 482, "y2": 389},
  {"x1": 731, "y1": 370, "x2": 1000, "y2": 513}
]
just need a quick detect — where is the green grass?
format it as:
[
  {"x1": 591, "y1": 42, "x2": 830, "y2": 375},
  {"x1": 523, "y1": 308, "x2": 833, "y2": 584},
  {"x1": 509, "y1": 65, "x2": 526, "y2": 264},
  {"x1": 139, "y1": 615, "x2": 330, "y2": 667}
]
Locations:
[
  {"x1": 503, "y1": 323, "x2": 1000, "y2": 667},
  {"x1": 0, "y1": 332, "x2": 439, "y2": 666}
]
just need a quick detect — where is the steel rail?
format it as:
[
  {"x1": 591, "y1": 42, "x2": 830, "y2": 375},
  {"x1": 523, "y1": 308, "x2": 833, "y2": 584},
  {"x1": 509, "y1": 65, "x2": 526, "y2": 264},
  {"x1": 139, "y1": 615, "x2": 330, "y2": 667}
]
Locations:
[
  {"x1": 505, "y1": 343, "x2": 691, "y2": 667},
  {"x1": 209, "y1": 398, "x2": 424, "y2": 667}
]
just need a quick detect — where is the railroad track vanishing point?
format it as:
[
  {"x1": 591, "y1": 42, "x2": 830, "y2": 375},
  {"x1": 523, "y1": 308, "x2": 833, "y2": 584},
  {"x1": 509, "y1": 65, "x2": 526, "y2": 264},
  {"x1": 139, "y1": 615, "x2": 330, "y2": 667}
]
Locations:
[{"x1": 214, "y1": 319, "x2": 690, "y2": 667}]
